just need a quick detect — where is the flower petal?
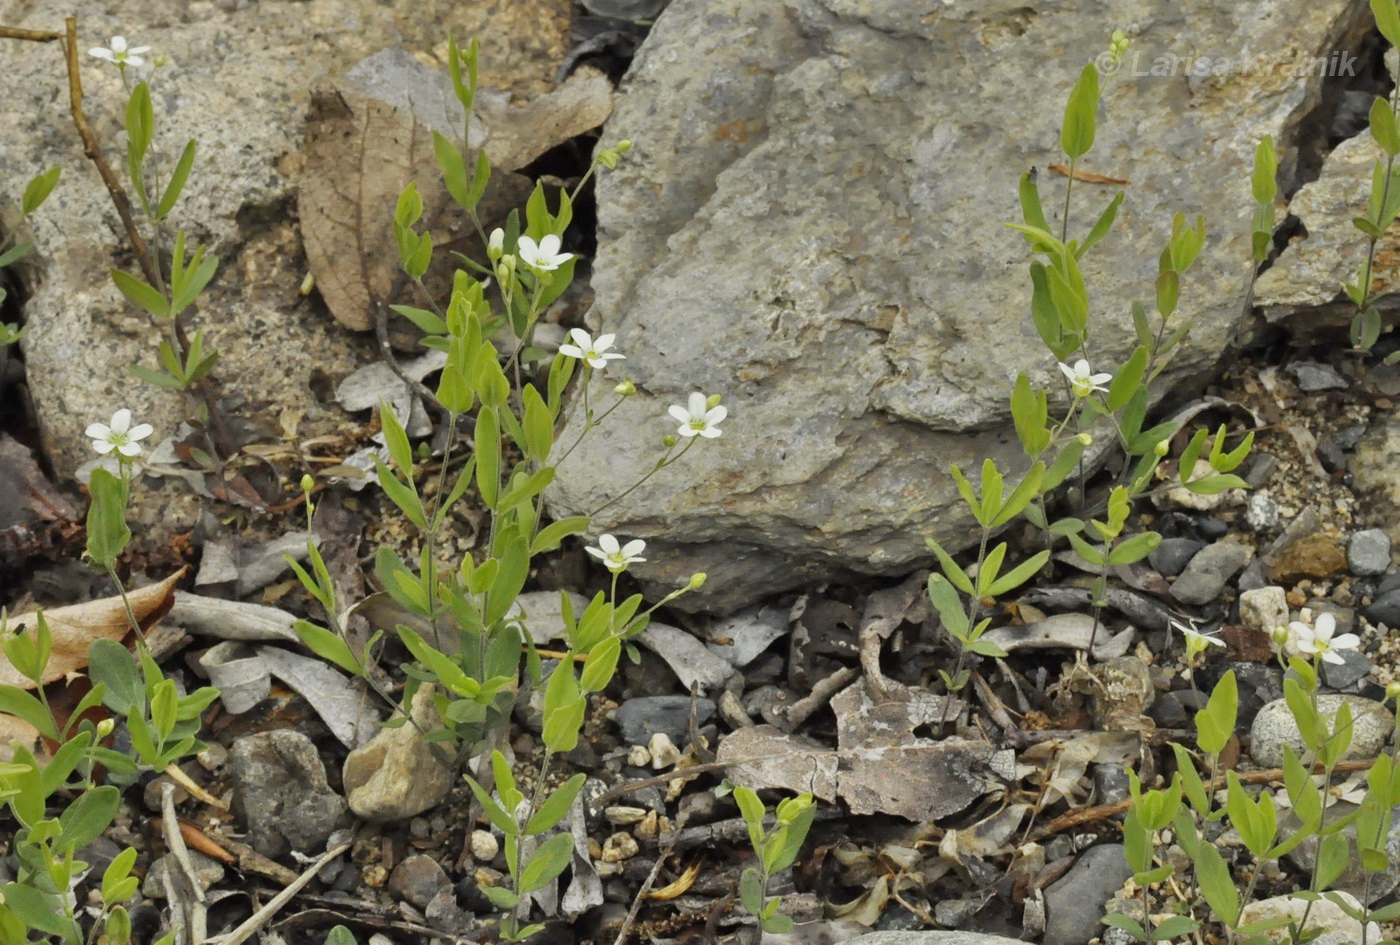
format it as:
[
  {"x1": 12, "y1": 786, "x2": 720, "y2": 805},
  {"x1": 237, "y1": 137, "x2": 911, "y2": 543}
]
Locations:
[
  {"x1": 705, "y1": 405, "x2": 728, "y2": 425},
  {"x1": 620, "y1": 540, "x2": 646, "y2": 557},
  {"x1": 109, "y1": 409, "x2": 132, "y2": 434},
  {"x1": 598, "y1": 534, "x2": 620, "y2": 554},
  {"x1": 668, "y1": 405, "x2": 690, "y2": 424},
  {"x1": 86, "y1": 423, "x2": 112, "y2": 439},
  {"x1": 687, "y1": 392, "x2": 706, "y2": 416},
  {"x1": 538, "y1": 234, "x2": 561, "y2": 255},
  {"x1": 128, "y1": 423, "x2": 154, "y2": 441},
  {"x1": 585, "y1": 546, "x2": 607, "y2": 561},
  {"x1": 116, "y1": 441, "x2": 142, "y2": 457},
  {"x1": 92, "y1": 440, "x2": 116, "y2": 454}
]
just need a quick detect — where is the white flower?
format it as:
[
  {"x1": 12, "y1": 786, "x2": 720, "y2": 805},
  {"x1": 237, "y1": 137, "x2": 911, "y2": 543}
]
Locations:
[
  {"x1": 586, "y1": 534, "x2": 646, "y2": 573},
  {"x1": 1172, "y1": 618, "x2": 1225, "y2": 660},
  {"x1": 1058, "y1": 359, "x2": 1112, "y2": 398},
  {"x1": 558, "y1": 329, "x2": 625, "y2": 370},
  {"x1": 668, "y1": 392, "x2": 727, "y2": 439},
  {"x1": 85, "y1": 409, "x2": 153, "y2": 458},
  {"x1": 487, "y1": 228, "x2": 504, "y2": 259},
  {"x1": 1289, "y1": 612, "x2": 1360, "y2": 665},
  {"x1": 89, "y1": 36, "x2": 151, "y2": 67},
  {"x1": 516, "y1": 234, "x2": 572, "y2": 272}
]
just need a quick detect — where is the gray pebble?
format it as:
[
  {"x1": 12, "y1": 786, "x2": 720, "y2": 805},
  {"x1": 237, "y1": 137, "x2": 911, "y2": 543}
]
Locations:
[
  {"x1": 1245, "y1": 493, "x2": 1280, "y2": 531},
  {"x1": 1250, "y1": 694, "x2": 1392, "y2": 767},
  {"x1": 1287, "y1": 361, "x2": 1349, "y2": 391},
  {"x1": 1170, "y1": 541, "x2": 1252, "y2": 605},
  {"x1": 1043, "y1": 844, "x2": 1134, "y2": 945},
  {"x1": 614, "y1": 695, "x2": 714, "y2": 745},
  {"x1": 1349, "y1": 529, "x2": 1392, "y2": 576},
  {"x1": 1365, "y1": 588, "x2": 1400, "y2": 628},
  {"x1": 1320, "y1": 648, "x2": 1373, "y2": 691},
  {"x1": 1148, "y1": 538, "x2": 1203, "y2": 577},
  {"x1": 1245, "y1": 453, "x2": 1279, "y2": 488}
]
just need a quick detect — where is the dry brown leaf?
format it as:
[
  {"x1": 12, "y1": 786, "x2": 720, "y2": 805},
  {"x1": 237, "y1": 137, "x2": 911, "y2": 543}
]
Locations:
[
  {"x1": 1046, "y1": 163, "x2": 1130, "y2": 185},
  {"x1": 1, "y1": 569, "x2": 185, "y2": 689},
  {"x1": 299, "y1": 49, "x2": 610, "y2": 333}
]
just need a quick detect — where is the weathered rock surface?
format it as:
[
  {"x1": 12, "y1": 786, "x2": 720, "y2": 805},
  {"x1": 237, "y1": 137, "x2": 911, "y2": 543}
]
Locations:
[
  {"x1": 343, "y1": 685, "x2": 453, "y2": 822},
  {"x1": 229, "y1": 730, "x2": 347, "y2": 857},
  {"x1": 549, "y1": 0, "x2": 1372, "y2": 611},
  {"x1": 2, "y1": 0, "x2": 570, "y2": 532}
]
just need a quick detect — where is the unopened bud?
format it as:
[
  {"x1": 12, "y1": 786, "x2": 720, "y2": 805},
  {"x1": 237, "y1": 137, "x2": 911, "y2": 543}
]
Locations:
[
  {"x1": 1388, "y1": 682, "x2": 1400, "y2": 705},
  {"x1": 154, "y1": 53, "x2": 168, "y2": 68},
  {"x1": 1154, "y1": 440, "x2": 1170, "y2": 457},
  {"x1": 300, "y1": 474, "x2": 315, "y2": 495},
  {"x1": 614, "y1": 140, "x2": 633, "y2": 153},
  {"x1": 688, "y1": 572, "x2": 707, "y2": 589},
  {"x1": 614, "y1": 378, "x2": 636, "y2": 396},
  {"x1": 299, "y1": 272, "x2": 316, "y2": 296},
  {"x1": 488, "y1": 228, "x2": 504, "y2": 260},
  {"x1": 662, "y1": 434, "x2": 677, "y2": 449},
  {"x1": 1271, "y1": 625, "x2": 1291, "y2": 646},
  {"x1": 96, "y1": 718, "x2": 115, "y2": 739},
  {"x1": 706, "y1": 393, "x2": 723, "y2": 410},
  {"x1": 1076, "y1": 432, "x2": 1093, "y2": 447}
]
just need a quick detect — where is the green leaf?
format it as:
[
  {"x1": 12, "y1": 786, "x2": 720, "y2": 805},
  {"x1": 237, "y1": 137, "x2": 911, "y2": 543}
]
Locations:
[
  {"x1": 433, "y1": 131, "x2": 471, "y2": 210},
  {"x1": 325, "y1": 927, "x2": 360, "y2": 945},
  {"x1": 1101, "y1": 914, "x2": 1147, "y2": 941},
  {"x1": 762, "y1": 914, "x2": 795, "y2": 934},
  {"x1": 58, "y1": 784, "x2": 120, "y2": 851},
  {"x1": 155, "y1": 140, "x2": 197, "y2": 220},
  {"x1": 926, "y1": 573, "x2": 970, "y2": 637},
  {"x1": 1196, "y1": 669, "x2": 1238, "y2": 756},
  {"x1": 0, "y1": 685, "x2": 59, "y2": 741},
  {"x1": 21, "y1": 167, "x2": 61, "y2": 217},
  {"x1": 111, "y1": 269, "x2": 169, "y2": 319},
  {"x1": 374, "y1": 457, "x2": 427, "y2": 529},
  {"x1": 1061, "y1": 64, "x2": 1100, "y2": 159},
  {"x1": 496, "y1": 467, "x2": 555, "y2": 515},
  {"x1": 1065, "y1": 531, "x2": 1105, "y2": 566},
  {"x1": 0, "y1": 883, "x2": 75, "y2": 937},
  {"x1": 391, "y1": 304, "x2": 448, "y2": 335},
  {"x1": 525, "y1": 773, "x2": 586, "y2": 835},
  {"x1": 1042, "y1": 438, "x2": 1086, "y2": 491},
  {"x1": 0, "y1": 241, "x2": 33, "y2": 268},
  {"x1": 531, "y1": 516, "x2": 590, "y2": 555},
  {"x1": 1192, "y1": 841, "x2": 1239, "y2": 927},
  {"x1": 89, "y1": 639, "x2": 143, "y2": 714},
  {"x1": 103, "y1": 846, "x2": 139, "y2": 904},
  {"x1": 985, "y1": 549, "x2": 1049, "y2": 598},
  {"x1": 1375, "y1": 0, "x2": 1400, "y2": 50},
  {"x1": 1011, "y1": 373, "x2": 1051, "y2": 455},
  {"x1": 580, "y1": 638, "x2": 621, "y2": 693},
  {"x1": 542, "y1": 696, "x2": 585, "y2": 753},
  {"x1": 522, "y1": 385, "x2": 553, "y2": 462},
  {"x1": 990, "y1": 462, "x2": 1045, "y2": 527},
  {"x1": 476, "y1": 407, "x2": 501, "y2": 509},
  {"x1": 1105, "y1": 531, "x2": 1160, "y2": 566},
  {"x1": 1018, "y1": 172, "x2": 1052, "y2": 234},
  {"x1": 294, "y1": 621, "x2": 364, "y2": 675},
  {"x1": 481, "y1": 884, "x2": 519, "y2": 909},
  {"x1": 1317, "y1": 831, "x2": 1350, "y2": 890},
  {"x1": 1152, "y1": 916, "x2": 1198, "y2": 940},
  {"x1": 86, "y1": 468, "x2": 131, "y2": 569},
  {"x1": 925, "y1": 537, "x2": 975, "y2": 595},
  {"x1": 519, "y1": 832, "x2": 575, "y2": 893},
  {"x1": 465, "y1": 775, "x2": 518, "y2": 834},
  {"x1": 1077, "y1": 192, "x2": 1123, "y2": 259},
  {"x1": 948, "y1": 464, "x2": 987, "y2": 527},
  {"x1": 1107, "y1": 346, "x2": 1148, "y2": 412}
]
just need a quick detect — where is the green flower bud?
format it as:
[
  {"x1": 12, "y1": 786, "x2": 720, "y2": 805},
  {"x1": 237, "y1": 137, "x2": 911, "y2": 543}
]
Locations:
[
  {"x1": 96, "y1": 718, "x2": 115, "y2": 738},
  {"x1": 1076, "y1": 432, "x2": 1093, "y2": 447},
  {"x1": 615, "y1": 139, "x2": 633, "y2": 153},
  {"x1": 614, "y1": 378, "x2": 636, "y2": 396},
  {"x1": 1154, "y1": 440, "x2": 1170, "y2": 457},
  {"x1": 706, "y1": 393, "x2": 723, "y2": 410},
  {"x1": 688, "y1": 572, "x2": 708, "y2": 589},
  {"x1": 1388, "y1": 682, "x2": 1400, "y2": 705},
  {"x1": 662, "y1": 434, "x2": 677, "y2": 449},
  {"x1": 300, "y1": 474, "x2": 315, "y2": 495}
]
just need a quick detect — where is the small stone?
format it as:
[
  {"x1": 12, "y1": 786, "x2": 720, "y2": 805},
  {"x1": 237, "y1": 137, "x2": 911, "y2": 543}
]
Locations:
[
  {"x1": 142, "y1": 851, "x2": 225, "y2": 898},
  {"x1": 1269, "y1": 533, "x2": 1348, "y2": 582},
  {"x1": 1349, "y1": 529, "x2": 1392, "y2": 576},
  {"x1": 1286, "y1": 360, "x2": 1349, "y2": 391},
  {"x1": 343, "y1": 686, "x2": 453, "y2": 822},
  {"x1": 1240, "y1": 892, "x2": 1377, "y2": 945},
  {"x1": 1245, "y1": 453, "x2": 1279, "y2": 488},
  {"x1": 1238, "y1": 586, "x2": 1289, "y2": 634},
  {"x1": 635, "y1": 810, "x2": 661, "y2": 838},
  {"x1": 1244, "y1": 493, "x2": 1279, "y2": 531},
  {"x1": 648, "y1": 732, "x2": 681, "y2": 769},
  {"x1": 626, "y1": 745, "x2": 652, "y2": 767},
  {"x1": 362, "y1": 863, "x2": 389, "y2": 888},
  {"x1": 1170, "y1": 541, "x2": 1252, "y2": 605},
  {"x1": 389, "y1": 854, "x2": 449, "y2": 911},
  {"x1": 614, "y1": 695, "x2": 714, "y2": 744},
  {"x1": 1250, "y1": 694, "x2": 1392, "y2": 767},
  {"x1": 1148, "y1": 537, "x2": 1203, "y2": 577},
  {"x1": 470, "y1": 830, "x2": 499, "y2": 862},
  {"x1": 1042, "y1": 844, "x2": 1134, "y2": 945},
  {"x1": 229, "y1": 730, "x2": 347, "y2": 857},
  {"x1": 1366, "y1": 587, "x2": 1400, "y2": 627},
  {"x1": 1320, "y1": 648, "x2": 1373, "y2": 691},
  {"x1": 600, "y1": 832, "x2": 639, "y2": 863},
  {"x1": 197, "y1": 742, "x2": 228, "y2": 772},
  {"x1": 604, "y1": 806, "x2": 649, "y2": 825}
]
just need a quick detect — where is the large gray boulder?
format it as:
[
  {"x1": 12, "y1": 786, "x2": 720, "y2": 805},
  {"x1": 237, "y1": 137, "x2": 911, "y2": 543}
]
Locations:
[
  {"x1": 2, "y1": 0, "x2": 572, "y2": 534},
  {"x1": 549, "y1": 0, "x2": 1371, "y2": 611}
]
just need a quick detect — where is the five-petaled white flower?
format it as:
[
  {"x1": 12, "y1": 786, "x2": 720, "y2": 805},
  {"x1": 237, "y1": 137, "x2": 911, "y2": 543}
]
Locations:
[
  {"x1": 586, "y1": 534, "x2": 646, "y2": 573},
  {"x1": 86, "y1": 409, "x2": 154, "y2": 458},
  {"x1": 89, "y1": 36, "x2": 151, "y2": 67},
  {"x1": 1289, "y1": 612, "x2": 1361, "y2": 665},
  {"x1": 1059, "y1": 359, "x2": 1113, "y2": 398},
  {"x1": 516, "y1": 234, "x2": 572, "y2": 272},
  {"x1": 668, "y1": 392, "x2": 726, "y2": 439},
  {"x1": 558, "y1": 329, "x2": 625, "y2": 370}
]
